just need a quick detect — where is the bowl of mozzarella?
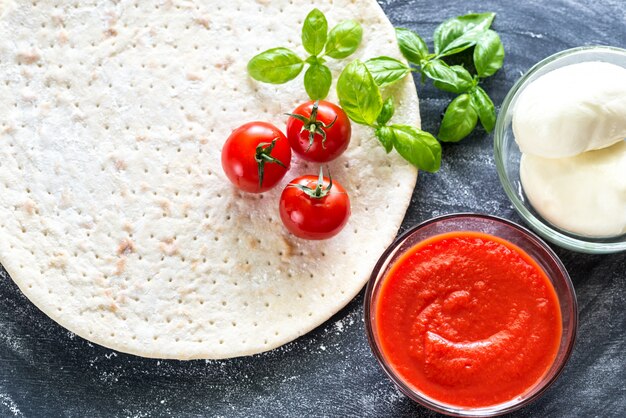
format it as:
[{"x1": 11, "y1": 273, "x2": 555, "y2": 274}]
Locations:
[{"x1": 495, "y1": 46, "x2": 626, "y2": 254}]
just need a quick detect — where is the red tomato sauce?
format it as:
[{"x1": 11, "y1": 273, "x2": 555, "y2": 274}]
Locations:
[{"x1": 375, "y1": 231, "x2": 562, "y2": 407}]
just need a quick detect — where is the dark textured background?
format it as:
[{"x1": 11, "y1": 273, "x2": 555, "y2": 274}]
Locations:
[{"x1": 1, "y1": 0, "x2": 625, "y2": 416}]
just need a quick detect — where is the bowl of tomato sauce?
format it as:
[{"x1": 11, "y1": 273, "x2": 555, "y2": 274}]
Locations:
[{"x1": 364, "y1": 213, "x2": 577, "y2": 416}]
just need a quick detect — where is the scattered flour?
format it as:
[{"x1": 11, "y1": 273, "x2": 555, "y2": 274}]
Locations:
[
  {"x1": 0, "y1": 393, "x2": 23, "y2": 417},
  {"x1": 522, "y1": 30, "x2": 545, "y2": 38}
]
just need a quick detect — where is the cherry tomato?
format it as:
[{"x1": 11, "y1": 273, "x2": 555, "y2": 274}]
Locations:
[
  {"x1": 221, "y1": 121, "x2": 291, "y2": 193},
  {"x1": 286, "y1": 100, "x2": 351, "y2": 162},
  {"x1": 279, "y1": 169, "x2": 351, "y2": 240}
]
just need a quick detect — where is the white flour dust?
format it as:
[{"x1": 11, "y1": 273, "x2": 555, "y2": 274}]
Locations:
[{"x1": 0, "y1": 393, "x2": 23, "y2": 417}]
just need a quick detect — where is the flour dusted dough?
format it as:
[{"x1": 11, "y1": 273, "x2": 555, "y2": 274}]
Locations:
[{"x1": 0, "y1": 0, "x2": 419, "y2": 359}]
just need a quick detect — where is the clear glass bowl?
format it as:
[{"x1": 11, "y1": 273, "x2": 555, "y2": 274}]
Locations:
[
  {"x1": 494, "y1": 46, "x2": 626, "y2": 254},
  {"x1": 364, "y1": 213, "x2": 578, "y2": 417}
]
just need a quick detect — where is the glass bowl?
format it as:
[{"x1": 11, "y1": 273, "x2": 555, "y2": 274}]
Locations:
[
  {"x1": 494, "y1": 46, "x2": 626, "y2": 254},
  {"x1": 364, "y1": 213, "x2": 578, "y2": 417}
]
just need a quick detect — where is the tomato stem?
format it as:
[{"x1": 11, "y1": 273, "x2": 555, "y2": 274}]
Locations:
[
  {"x1": 291, "y1": 166, "x2": 333, "y2": 199},
  {"x1": 255, "y1": 138, "x2": 286, "y2": 190},
  {"x1": 285, "y1": 101, "x2": 337, "y2": 152}
]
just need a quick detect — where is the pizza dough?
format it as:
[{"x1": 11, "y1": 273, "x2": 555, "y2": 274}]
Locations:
[{"x1": 0, "y1": 0, "x2": 419, "y2": 359}]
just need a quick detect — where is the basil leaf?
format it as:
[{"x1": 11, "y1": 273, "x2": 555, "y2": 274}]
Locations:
[
  {"x1": 423, "y1": 60, "x2": 472, "y2": 93},
  {"x1": 434, "y1": 12, "x2": 496, "y2": 56},
  {"x1": 395, "y1": 28, "x2": 428, "y2": 64},
  {"x1": 364, "y1": 56, "x2": 410, "y2": 87},
  {"x1": 304, "y1": 63, "x2": 332, "y2": 100},
  {"x1": 247, "y1": 48, "x2": 304, "y2": 84},
  {"x1": 377, "y1": 97, "x2": 395, "y2": 126},
  {"x1": 433, "y1": 64, "x2": 473, "y2": 93},
  {"x1": 433, "y1": 19, "x2": 465, "y2": 56},
  {"x1": 388, "y1": 125, "x2": 442, "y2": 172},
  {"x1": 438, "y1": 93, "x2": 478, "y2": 142},
  {"x1": 456, "y1": 12, "x2": 496, "y2": 30},
  {"x1": 302, "y1": 9, "x2": 328, "y2": 56},
  {"x1": 375, "y1": 126, "x2": 394, "y2": 153},
  {"x1": 474, "y1": 30, "x2": 504, "y2": 78},
  {"x1": 336, "y1": 60, "x2": 382, "y2": 126},
  {"x1": 437, "y1": 32, "x2": 482, "y2": 58},
  {"x1": 324, "y1": 20, "x2": 363, "y2": 59},
  {"x1": 470, "y1": 86, "x2": 496, "y2": 132}
]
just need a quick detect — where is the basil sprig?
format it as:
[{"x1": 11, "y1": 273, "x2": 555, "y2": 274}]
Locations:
[
  {"x1": 395, "y1": 12, "x2": 504, "y2": 142},
  {"x1": 247, "y1": 9, "x2": 362, "y2": 100},
  {"x1": 337, "y1": 61, "x2": 441, "y2": 172},
  {"x1": 246, "y1": 9, "x2": 505, "y2": 171}
]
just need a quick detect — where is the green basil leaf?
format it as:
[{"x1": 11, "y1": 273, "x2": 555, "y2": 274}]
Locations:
[
  {"x1": 474, "y1": 29, "x2": 504, "y2": 78},
  {"x1": 304, "y1": 63, "x2": 332, "y2": 100},
  {"x1": 437, "y1": 32, "x2": 482, "y2": 57},
  {"x1": 247, "y1": 48, "x2": 304, "y2": 84},
  {"x1": 388, "y1": 125, "x2": 442, "y2": 172},
  {"x1": 456, "y1": 12, "x2": 496, "y2": 30},
  {"x1": 324, "y1": 20, "x2": 363, "y2": 59},
  {"x1": 433, "y1": 64, "x2": 473, "y2": 93},
  {"x1": 364, "y1": 56, "x2": 410, "y2": 87},
  {"x1": 438, "y1": 93, "x2": 478, "y2": 142},
  {"x1": 377, "y1": 97, "x2": 395, "y2": 126},
  {"x1": 395, "y1": 28, "x2": 428, "y2": 64},
  {"x1": 423, "y1": 60, "x2": 473, "y2": 93},
  {"x1": 470, "y1": 86, "x2": 496, "y2": 132},
  {"x1": 375, "y1": 126, "x2": 394, "y2": 153},
  {"x1": 302, "y1": 9, "x2": 328, "y2": 56},
  {"x1": 433, "y1": 19, "x2": 465, "y2": 55},
  {"x1": 434, "y1": 12, "x2": 496, "y2": 56},
  {"x1": 336, "y1": 60, "x2": 382, "y2": 126}
]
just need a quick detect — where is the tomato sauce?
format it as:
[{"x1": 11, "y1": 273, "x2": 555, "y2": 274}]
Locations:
[{"x1": 375, "y1": 231, "x2": 562, "y2": 407}]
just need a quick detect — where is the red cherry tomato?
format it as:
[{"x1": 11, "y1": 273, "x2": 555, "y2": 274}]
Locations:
[
  {"x1": 221, "y1": 121, "x2": 291, "y2": 193},
  {"x1": 279, "y1": 170, "x2": 351, "y2": 240},
  {"x1": 286, "y1": 100, "x2": 351, "y2": 162}
]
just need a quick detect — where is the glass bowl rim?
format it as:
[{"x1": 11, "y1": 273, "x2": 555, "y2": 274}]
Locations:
[
  {"x1": 494, "y1": 45, "x2": 626, "y2": 254},
  {"x1": 363, "y1": 212, "x2": 578, "y2": 417}
]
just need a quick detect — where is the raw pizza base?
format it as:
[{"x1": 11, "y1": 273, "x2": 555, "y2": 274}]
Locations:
[{"x1": 0, "y1": 0, "x2": 419, "y2": 359}]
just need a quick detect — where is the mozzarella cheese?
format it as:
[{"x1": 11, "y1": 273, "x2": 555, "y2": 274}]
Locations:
[
  {"x1": 513, "y1": 62, "x2": 626, "y2": 159},
  {"x1": 520, "y1": 141, "x2": 626, "y2": 238}
]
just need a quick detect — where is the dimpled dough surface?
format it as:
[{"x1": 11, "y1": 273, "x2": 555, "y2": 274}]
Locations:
[{"x1": 0, "y1": 0, "x2": 418, "y2": 359}]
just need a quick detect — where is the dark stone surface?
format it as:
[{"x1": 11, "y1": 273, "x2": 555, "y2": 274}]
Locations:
[{"x1": 1, "y1": 0, "x2": 625, "y2": 416}]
